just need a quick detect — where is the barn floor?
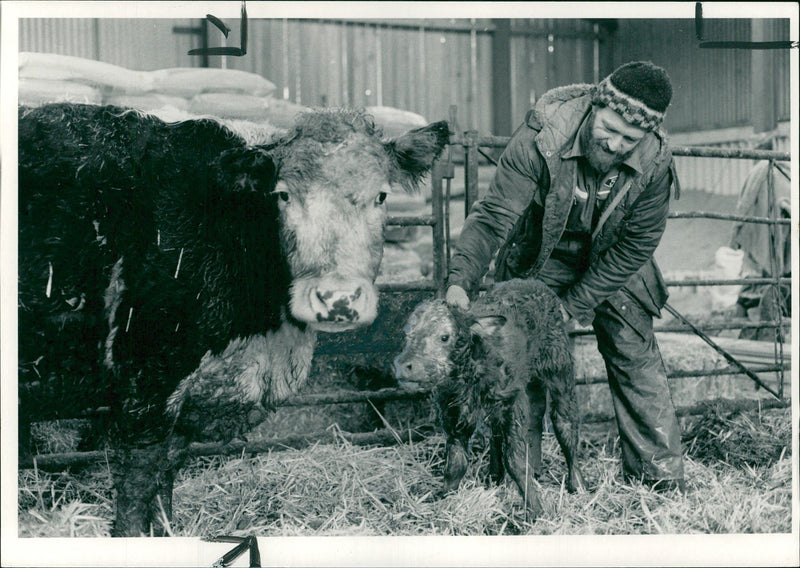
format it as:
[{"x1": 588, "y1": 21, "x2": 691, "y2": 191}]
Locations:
[{"x1": 17, "y1": 403, "x2": 792, "y2": 539}]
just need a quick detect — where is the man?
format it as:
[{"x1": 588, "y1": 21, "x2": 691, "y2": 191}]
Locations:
[{"x1": 446, "y1": 61, "x2": 685, "y2": 491}]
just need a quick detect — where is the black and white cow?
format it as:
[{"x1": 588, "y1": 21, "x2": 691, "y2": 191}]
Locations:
[{"x1": 18, "y1": 103, "x2": 448, "y2": 536}]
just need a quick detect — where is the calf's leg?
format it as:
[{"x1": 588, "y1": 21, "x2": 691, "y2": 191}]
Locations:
[
  {"x1": 502, "y1": 396, "x2": 542, "y2": 521},
  {"x1": 488, "y1": 429, "x2": 505, "y2": 484},
  {"x1": 443, "y1": 437, "x2": 470, "y2": 493},
  {"x1": 526, "y1": 378, "x2": 547, "y2": 477},
  {"x1": 547, "y1": 367, "x2": 586, "y2": 493}
]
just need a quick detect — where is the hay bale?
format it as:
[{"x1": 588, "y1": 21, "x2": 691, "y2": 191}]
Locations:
[{"x1": 377, "y1": 244, "x2": 424, "y2": 283}]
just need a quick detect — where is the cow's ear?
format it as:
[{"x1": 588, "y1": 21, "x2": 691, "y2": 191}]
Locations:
[
  {"x1": 213, "y1": 147, "x2": 278, "y2": 193},
  {"x1": 384, "y1": 121, "x2": 449, "y2": 192}
]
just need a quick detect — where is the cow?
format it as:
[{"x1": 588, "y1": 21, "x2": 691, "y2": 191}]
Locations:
[
  {"x1": 17, "y1": 102, "x2": 449, "y2": 536},
  {"x1": 394, "y1": 279, "x2": 586, "y2": 521}
]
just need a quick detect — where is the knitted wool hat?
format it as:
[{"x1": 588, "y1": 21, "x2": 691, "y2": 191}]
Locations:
[{"x1": 592, "y1": 61, "x2": 672, "y2": 132}]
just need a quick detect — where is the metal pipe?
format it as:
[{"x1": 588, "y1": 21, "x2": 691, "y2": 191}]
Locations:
[
  {"x1": 764, "y1": 159, "x2": 787, "y2": 397},
  {"x1": 453, "y1": 134, "x2": 792, "y2": 163},
  {"x1": 668, "y1": 211, "x2": 790, "y2": 224},
  {"x1": 386, "y1": 215, "x2": 436, "y2": 226},
  {"x1": 377, "y1": 280, "x2": 438, "y2": 292},
  {"x1": 663, "y1": 277, "x2": 790, "y2": 287},
  {"x1": 476, "y1": 277, "x2": 790, "y2": 291},
  {"x1": 20, "y1": 389, "x2": 790, "y2": 470},
  {"x1": 663, "y1": 303, "x2": 781, "y2": 400}
]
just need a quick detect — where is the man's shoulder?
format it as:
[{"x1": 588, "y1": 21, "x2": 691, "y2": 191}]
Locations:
[
  {"x1": 525, "y1": 83, "x2": 594, "y2": 130},
  {"x1": 637, "y1": 129, "x2": 673, "y2": 177}
]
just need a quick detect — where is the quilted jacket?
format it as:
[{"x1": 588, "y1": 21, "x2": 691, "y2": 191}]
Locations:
[{"x1": 448, "y1": 84, "x2": 677, "y2": 326}]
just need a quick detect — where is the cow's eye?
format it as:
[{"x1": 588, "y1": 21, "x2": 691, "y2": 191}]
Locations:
[
  {"x1": 440, "y1": 334, "x2": 450, "y2": 343},
  {"x1": 375, "y1": 192, "x2": 387, "y2": 206},
  {"x1": 273, "y1": 190, "x2": 290, "y2": 202}
]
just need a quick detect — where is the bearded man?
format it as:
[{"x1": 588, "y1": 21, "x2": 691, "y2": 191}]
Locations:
[{"x1": 446, "y1": 61, "x2": 686, "y2": 491}]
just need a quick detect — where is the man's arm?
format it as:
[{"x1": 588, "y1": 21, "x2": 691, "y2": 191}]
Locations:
[
  {"x1": 448, "y1": 125, "x2": 544, "y2": 295},
  {"x1": 561, "y1": 163, "x2": 672, "y2": 325}
]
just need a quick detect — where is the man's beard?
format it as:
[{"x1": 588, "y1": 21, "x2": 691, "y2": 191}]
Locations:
[{"x1": 581, "y1": 112, "x2": 636, "y2": 175}]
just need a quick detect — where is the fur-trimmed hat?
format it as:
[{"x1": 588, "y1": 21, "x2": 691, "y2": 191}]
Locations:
[{"x1": 592, "y1": 61, "x2": 672, "y2": 132}]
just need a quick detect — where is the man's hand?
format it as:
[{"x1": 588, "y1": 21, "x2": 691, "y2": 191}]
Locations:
[{"x1": 445, "y1": 285, "x2": 470, "y2": 309}]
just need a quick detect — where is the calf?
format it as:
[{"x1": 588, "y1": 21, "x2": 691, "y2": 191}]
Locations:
[
  {"x1": 394, "y1": 278, "x2": 585, "y2": 520},
  {"x1": 18, "y1": 102, "x2": 448, "y2": 535}
]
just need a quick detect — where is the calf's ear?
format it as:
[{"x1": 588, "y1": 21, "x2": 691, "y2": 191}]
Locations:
[
  {"x1": 469, "y1": 315, "x2": 507, "y2": 338},
  {"x1": 384, "y1": 121, "x2": 450, "y2": 192},
  {"x1": 213, "y1": 147, "x2": 278, "y2": 193}
]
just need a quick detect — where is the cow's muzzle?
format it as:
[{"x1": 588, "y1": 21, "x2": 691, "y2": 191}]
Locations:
[{"x1": 291, "y1": 276, "x2": 378, "y2": 331}]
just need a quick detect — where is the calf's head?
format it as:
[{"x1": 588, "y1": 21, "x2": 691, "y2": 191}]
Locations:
[
  {"x1": 266, "y1": 109, "x2": 448, "y2": 332},
  {"x1": 394, "y1": 299, "x2": 509, "y2": 388}
]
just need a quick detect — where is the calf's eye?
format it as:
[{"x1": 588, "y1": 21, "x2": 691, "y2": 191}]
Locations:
[
  {"x1": 440, "y1": 334, "x2": 450, "y2": 343},
  {"x1": 274, "y1": 190, "x2": 290, "y2": 202},
  {"x1": 375, "y1": 192, "x2": 387, "y2": 206}
]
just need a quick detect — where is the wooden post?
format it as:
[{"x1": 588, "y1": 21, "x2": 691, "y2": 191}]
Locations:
[
  {"x1": 464, "y1": 130, "x2": 480, "y2": 218},
  {"x1": 430, "y1": 160, "x2": 447, "y2": 297},
  {"x1": 751, "y1": 20, "x2": 777, "y2": 134},
  {"x1": 491, "y1": 19, "x2": 513, "y2": 136}
]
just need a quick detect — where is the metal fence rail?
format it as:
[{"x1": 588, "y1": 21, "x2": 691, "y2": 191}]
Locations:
[{"x1": 452, "y1": 117, "x2": 790, "y2": 402}]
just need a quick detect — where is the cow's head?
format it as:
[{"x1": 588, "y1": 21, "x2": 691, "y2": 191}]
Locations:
[{"x1": 263, "y1": 109, "x2": 449, "y2": 332}]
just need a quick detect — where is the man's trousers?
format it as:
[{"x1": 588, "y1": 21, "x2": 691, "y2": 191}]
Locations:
[{"x1": 536, "y1": 257, "x2": 684, "y2": 481}]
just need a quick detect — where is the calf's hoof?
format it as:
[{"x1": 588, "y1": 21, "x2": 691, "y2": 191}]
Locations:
[
  {"x1": 567, "y1": 469, "x2": 587, "y2": 494},
  {"x1": 443, "y1": 475, "x2": 464, "y2": 494},
  {"x1": 524, "y1": 499, "x2": 543, "y2": 524}
]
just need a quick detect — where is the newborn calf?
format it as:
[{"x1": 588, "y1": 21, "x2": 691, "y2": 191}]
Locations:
[{"x1": 394, "y1": 278, "x2": 585, "y2": 520}]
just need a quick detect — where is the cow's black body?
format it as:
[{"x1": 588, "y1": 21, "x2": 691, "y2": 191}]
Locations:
[
  {"x1": 18, "y1": 102, "x2": 449, "y2": 536},
  {"x1": 19, "y1": 104, "x2": 284, "y2": 444}
]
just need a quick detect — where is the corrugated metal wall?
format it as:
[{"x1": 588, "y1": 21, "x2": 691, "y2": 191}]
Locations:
[
  {"x1": 613, "y1": 18, "x2": 791, "y2": 195},
  {"x1": 613, "y1": 18, "x2": 791, "y2": 133},
  {"x1": 215, "y1": 18, "x2": 605, "y2": 131}
]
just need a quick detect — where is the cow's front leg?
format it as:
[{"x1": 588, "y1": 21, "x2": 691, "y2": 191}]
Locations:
[{"x1": 112, "y1": 436, "x2": 187, "y2": 537}]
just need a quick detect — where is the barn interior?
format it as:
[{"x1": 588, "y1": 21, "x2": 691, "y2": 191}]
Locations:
[{"x1": 5, "y1": 4, "x2": 795, "y2": 559}]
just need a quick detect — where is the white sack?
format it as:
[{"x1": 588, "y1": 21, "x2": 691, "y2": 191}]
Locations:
[
  {"x1": 151, "y1": 67, "x2": 276, "y2": 98},
  {"x1": 19, "y1": 78, "x2": 102, "y2": 106},
  {"x1": 19, "y1": 52, "x2": 154, "y2": 95}
]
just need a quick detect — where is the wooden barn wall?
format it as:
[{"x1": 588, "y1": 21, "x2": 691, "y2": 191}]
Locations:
[
  {"x1": 18, "y1": 18, "x2": 788, "y2": 142},
  {"x1": 18, "y1": 18, "x2": 608, "y2": 133},
  {"x1": 19, "y1": 19, "x2": 201, "y2": 70},
  {"x1": 612, "y1": 18, "x2": 791, "y2": 133},
  {"x1": 508, "y1": 19, "x2": 605, "y2": 126},
  {"x1": 223, "y1": 19, "x2": 498, "y2": 132}
]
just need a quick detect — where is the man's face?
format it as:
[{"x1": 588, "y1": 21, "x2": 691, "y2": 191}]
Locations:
[{"x1": 583, "y1": 106, "x2": 646, "y2": 174}]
